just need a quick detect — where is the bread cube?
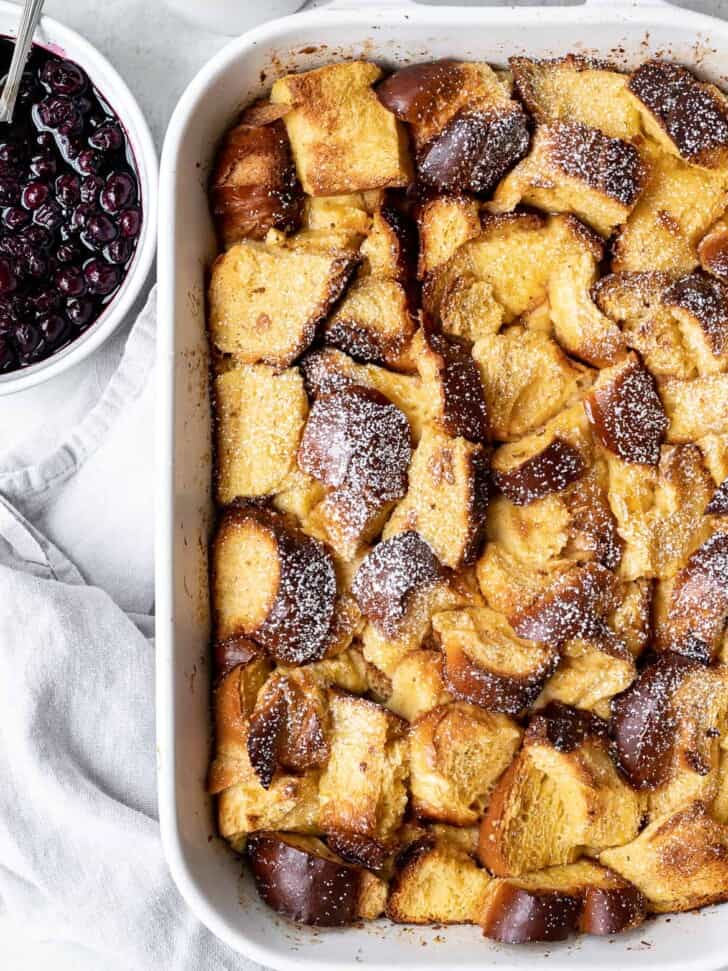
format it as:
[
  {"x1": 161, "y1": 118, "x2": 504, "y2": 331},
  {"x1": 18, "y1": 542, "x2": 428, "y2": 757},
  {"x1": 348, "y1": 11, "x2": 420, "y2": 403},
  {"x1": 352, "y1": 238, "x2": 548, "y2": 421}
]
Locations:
[
  {"x1": 214, "y1": 364, "x2": 307, "y2": 503},
  {"x1": 661, "y1": 374, "x2": 728, "y2": 440},
  {"x1": 417, "y1": 194, "x2": 482, "y2": 279},
  {"x1": 386, "y1": 649, "x2": 453, "y2": 722},
  {"x1": 271, "y1": 61, "x2": 412, "y2": 195}
]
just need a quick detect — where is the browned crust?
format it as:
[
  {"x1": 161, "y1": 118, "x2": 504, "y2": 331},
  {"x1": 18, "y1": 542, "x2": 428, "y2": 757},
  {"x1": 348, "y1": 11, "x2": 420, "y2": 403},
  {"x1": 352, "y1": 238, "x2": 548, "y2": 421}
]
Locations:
[
  {"x1": 210, "y1": 116, "x2": 302, "y2": 245},
  {"x1": 420, "y1": 328, "x2": 490, "y2": 444},
  {"x1": 662, "y1": 270, "x2": 728, "y2": 358},
  {"x1": 526, "y1": 702, "x2": 610, "y2": 753},
  {"x1": 481, "y1": 881, "x2": 582, "y2": 943},
  {"x1": 417, "y1": 103, "x2": 530, "y2": 196},
  {"x1": 442, "y1": 636, "x2": 557, "y2": 716},
  {"x1": 492, "y1": 437, "x2": 585, "y2": 506},
  {"x1": 584, "y1": 353, "x2": 668, "y2": 465},
  {"x1": 511, "y1": 563, "x2": 619, "y2": 649},
  {"x1": 509, "y1": 54, "x2": 620, "y2": 123},
  {"x1": 611, "y1": 651, "x2": 701, "y2": 789},
  {"x1": 628, "y1": 60, "x2": 728, "y2": 167},
  {"x1": 699, "y1": 221, "x2": 728, "y2": 281},
  {"x1": 325, "y1": 830, "x2": 391, "y2": 870},
  {"x1": 580, "y1": 882, "x2": 647, "y2": 936},
  {"x1": 540, "y1": 122, "x2": 647, "y2": 207},
  {"x1": 213, "y1": 504, "x2": 338, "y2": 665},
  {"x1": 707, "y1": 478, "x2": 728, "y2": 514}
]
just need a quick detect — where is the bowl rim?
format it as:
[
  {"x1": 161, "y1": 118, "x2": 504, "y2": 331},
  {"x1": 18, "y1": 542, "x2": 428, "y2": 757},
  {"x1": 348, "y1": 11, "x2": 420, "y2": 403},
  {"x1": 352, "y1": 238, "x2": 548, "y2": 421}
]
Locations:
[{"x1": 0, "y1": 0, "x2": 158, "y2": 396}]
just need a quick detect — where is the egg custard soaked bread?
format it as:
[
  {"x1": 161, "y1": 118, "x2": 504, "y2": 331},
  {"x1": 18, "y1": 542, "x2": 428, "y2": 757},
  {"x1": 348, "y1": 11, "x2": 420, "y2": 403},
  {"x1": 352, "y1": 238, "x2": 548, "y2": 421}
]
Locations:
[{"x1": 206, "y1": 54, "x2": 728, "y2": 942}]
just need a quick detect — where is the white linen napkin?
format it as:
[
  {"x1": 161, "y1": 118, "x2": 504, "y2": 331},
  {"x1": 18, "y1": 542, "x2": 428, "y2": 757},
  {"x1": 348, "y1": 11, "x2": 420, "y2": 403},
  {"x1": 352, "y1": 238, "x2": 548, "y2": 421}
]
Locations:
[{"x1": 0, "y1": 292, "x2": 263, "y2": 971}]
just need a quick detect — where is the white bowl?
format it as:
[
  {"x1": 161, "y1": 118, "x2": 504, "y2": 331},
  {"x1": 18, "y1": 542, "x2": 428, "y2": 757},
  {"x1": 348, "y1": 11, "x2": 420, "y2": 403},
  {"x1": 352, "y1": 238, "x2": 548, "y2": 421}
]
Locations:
[{"x1": 0, "y1": 0, "x2": 157, "y2": 396}]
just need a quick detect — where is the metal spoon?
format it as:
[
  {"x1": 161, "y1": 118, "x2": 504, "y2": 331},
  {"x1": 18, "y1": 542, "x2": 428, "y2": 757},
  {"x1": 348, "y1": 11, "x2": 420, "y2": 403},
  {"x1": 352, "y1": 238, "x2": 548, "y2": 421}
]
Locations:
[{"x1": 0, "y1": 0, "x2": 46, "y2": 125}]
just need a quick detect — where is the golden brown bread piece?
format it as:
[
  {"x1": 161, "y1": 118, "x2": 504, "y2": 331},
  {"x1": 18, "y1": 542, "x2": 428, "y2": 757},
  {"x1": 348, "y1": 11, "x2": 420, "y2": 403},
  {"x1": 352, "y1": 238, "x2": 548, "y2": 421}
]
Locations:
[
  {"x1": 603, "y1": 443, "x2": 715, "y2": 580},
  {"x1": 612, "y1": 144, "x2": 728, "y2": 275},
  {"x1": 270, "y1": 61, "x2": 412, "y2": 195},
  {"x1": 382, "y1": 423, "x2": 489, "y2": 569},
  {"x1": 480, "y1": 859, "x2": 647, "y2": 943},
  {"x1": 212, "y1": 504, "x2": 339, "y2": 664},
  {"x1": 510, "y1": 55, "x2": 641, "y2": 140},
  {"x1": 628, "y1": 60, "x2": 728, "y2": 168},
  {"x1": 323, "y1": 276, "x2": 415, "y2": 369},
  {"x1": 209, "y1": 233, "x2": 358, "y2": 366},
  {"x1": 661, "y1": 373, "x2": 728, "y2": 441},
  {"x1": 434, "y1": 606, "x2": 557, "y2": 715},
  {"x1": 536, "y1": 635, "x2": 636, "y2": 721},
  {"x1": 600, "y1": 801, "x2": 728, "y2": 913},
  {"x1": 214, "y1": 364, "x2": 308, "y2": 504},
  {"x1": 416, "y1": 195, "x2": 483, "y2": 280},
  {"x1": 699, "y1": 215, "x2": 728, "y2": 281},
  {"x1": 661, "y1": 271, "x2": 728, "y2": 374},
  {"x1": 319, "y1": 692, "x2": 409, "y2": 845},
  {"x1": 490, "y1": 122, "x2": 647, "y2": 238},
  {"x1": 386, "y1": 649, "x2": 453, "y2": 722},
  {"x1": 479, "y1": 703, "x2": 642, "y2": 876},
  {"x1": 409, "y1": 702, "x2": 522, "y2": 824},
  {"x1": 210, "y1": 108, "x2": 303, "y2": 246},
  {"x1": 386, "y1": 833, "x2": 491, "y2": 924}
]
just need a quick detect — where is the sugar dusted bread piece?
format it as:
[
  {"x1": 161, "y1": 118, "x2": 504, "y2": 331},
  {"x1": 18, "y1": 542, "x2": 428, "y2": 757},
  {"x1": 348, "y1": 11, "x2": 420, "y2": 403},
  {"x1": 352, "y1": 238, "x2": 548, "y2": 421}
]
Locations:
[
  {"x1": 654, "y1": 531, "x2": 728, "y2": 662},
  {"x1": 215, "y1": 364, "x2": 307, "y2": 503},
  {"x1": 510, "y1": 55, "x2": 641, "y2": 140},
  {"x1": 612, "y1": 146, "x2": 728, "y2": 274},
  {"x1": 699, "y1": 215, "x2": 728, "y2": 280},
  {"x1": 480, "y1": 859, "x2": 647, "y2": 943},
  {"x1": 210, "y1": 108, "x2": 303, "y2": 246},
  {"x1": 491, "y1": 420, "x2": 587, "y2": 507},
  {"x1": 247, "y1": 832, "x2": 386, "y2": 925},
  {"x1": 386, "y1": 649, "x2": 453, "y2": 722},
  {"x1": 600, "y1": 801, "x2": 728, "y2": 913},
  {"x1": 603, "y1": 443, "x2": 714, "y2": 580},
  {"x1": 301, "y1": 347, "x2": 429, "y2": 442},
  {"x1": 628, "y1": 60, "x2": 728, "y2": 168},
  {"x1": 409, "y1": 702, "x2": 522, "y2": 824},
  {"x1": 270, "y1": 61, "x2": 412, "y2": 195},
  {"x1": 359, "y1": 201, "x2": 416, "y2": 283},
  {"x1": 536, "y1": 635, "x2": 636, "y2": 721},
  {"x1": 417, "y1": 195, "x2": 483, "y2": 280},
  {"x1": 383, "y1": 424, "x2": 489, "y2": 569},
  {"x1": 323, "y1": 276, "x2": 415, "y2": 370},
  {"x1": 479, "y1": 703, "x2": 642, "y2": 876},
  {"x1": 593, "y1": 271, "x2": 695, "y2": 379},
  {"x1": 584, "y1": 352, "x2": 668, "y2": 465},
  {"x1": 435, "y1": 606, "x2": 556, "y2": 715},
  {"x1": 209, "y1": 233, "x2": 357, "y2": 366},
  {"x1": 212, "y1": 504, "x2": 338, "y2": 664},
  {"x1": 377, "y1": 59, "x2": 529, "y2": 195},
  {"x1": 490, "y1": 122, "x2": 647, "y2": 238},
  {"x1": 661, "y1": 373, "x2": 728, "y2": 441},
  {"x1": 297, "y1": 384, "x2": 412, "y2": 559},
  {"x1": 386, "y1": 833, "x2": 491, "y2": 924},
  {"x1": 662, "y1": 270, "x2": 728, "y2": 374},
  {"x1": 319, "y1": 692, "x2": 408, "y2": 846},
  {"x1": 473, "y1": 327, "x2": 585, "y2": 441}
]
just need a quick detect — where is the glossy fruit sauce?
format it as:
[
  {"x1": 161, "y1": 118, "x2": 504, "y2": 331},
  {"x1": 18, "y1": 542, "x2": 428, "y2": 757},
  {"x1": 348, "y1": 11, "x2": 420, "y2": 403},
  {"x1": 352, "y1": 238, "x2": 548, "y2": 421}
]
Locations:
[{"x1": 0, "y1": 39, "x2": 142, "y2": 373}]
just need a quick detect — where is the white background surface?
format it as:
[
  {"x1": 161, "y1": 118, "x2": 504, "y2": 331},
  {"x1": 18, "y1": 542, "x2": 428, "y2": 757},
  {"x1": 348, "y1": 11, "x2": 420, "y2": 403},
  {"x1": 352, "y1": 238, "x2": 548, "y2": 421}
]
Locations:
[{"x1": 2, "y1": 0, "x2": 728, "y2": 967}]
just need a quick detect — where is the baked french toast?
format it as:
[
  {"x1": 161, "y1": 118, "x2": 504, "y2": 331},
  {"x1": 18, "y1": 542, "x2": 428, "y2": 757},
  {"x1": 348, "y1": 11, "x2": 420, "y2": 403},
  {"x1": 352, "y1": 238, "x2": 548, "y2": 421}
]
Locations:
[{"x1": 206, "y1": 53, "x2": 728, "y2": 944}]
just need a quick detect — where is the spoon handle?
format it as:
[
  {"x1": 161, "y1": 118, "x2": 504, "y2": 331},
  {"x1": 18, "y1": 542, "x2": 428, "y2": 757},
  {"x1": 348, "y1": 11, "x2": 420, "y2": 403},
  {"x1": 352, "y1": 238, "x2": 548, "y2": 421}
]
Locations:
[{"x1": 0, "y1": 0, "x2": 46, "y2": 124}]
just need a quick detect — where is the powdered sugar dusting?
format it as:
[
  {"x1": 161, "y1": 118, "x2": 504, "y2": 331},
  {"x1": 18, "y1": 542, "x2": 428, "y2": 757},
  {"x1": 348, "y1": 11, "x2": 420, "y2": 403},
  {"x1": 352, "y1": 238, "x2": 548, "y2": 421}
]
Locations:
[
  {"x1": 664, "y1": 270, "x2": 728, "y2": 357},
  {"x1": 547, "y1": 122, "x2": 645, "y2": 206}
]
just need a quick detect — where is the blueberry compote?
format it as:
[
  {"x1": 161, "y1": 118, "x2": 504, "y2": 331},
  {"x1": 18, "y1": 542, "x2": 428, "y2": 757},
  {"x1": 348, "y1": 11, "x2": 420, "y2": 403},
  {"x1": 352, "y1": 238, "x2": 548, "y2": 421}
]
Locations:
[{"x1": 0, "y1": 40, "x2": 142, "y2": 372}]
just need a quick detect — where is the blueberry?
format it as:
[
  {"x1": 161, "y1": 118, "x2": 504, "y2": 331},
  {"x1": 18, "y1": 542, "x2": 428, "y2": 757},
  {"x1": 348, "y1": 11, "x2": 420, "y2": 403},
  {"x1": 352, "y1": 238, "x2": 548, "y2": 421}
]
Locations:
[
  {"x1": 104, "y1": 237, "x2": 132, "y2": 265},
  {"x1": 28, "y1": 287, "x2": 61, "y2": 314},
  {"x1": 22, "y1": 226, "x2": 52, "y2": 249},
  {"x1": 0, "y1": 140, "x2": 25, "y2": 165},
  {"x1": 0, "y1": 336, "x2": 17, "y2": 371},
  {"x1": 77, "y1": 150, "x2": 102, "y2": 175},
  {"x1": 72, "y1": 203, "x2": 95, "y2": 230},
  {"x1": 82, "y1": 213, "x2": 118, "y2": 248},
  {"x1": 84, "y1": 258, "x2": 120, "y2": 295},
  {"x1": 14, "y1": 322, "x2": 42, "y2": 359},
  {"x1": 89, "y1": 123, "x2": 123, "y2": 152},
  {"x1": 0, "y1": 260, "x2": 17, "y2": 295},
  {"x1": 66, "y1": 297, "x2": 94, "y2": 327},
  {"x1": 56, "y1": 241, "x2": 81, "y2": 263},
  {"x1": 34, "y1": 96, "x2": 82, "y2": 134},
  {"x1": 100, "y1": 171, "x2": 136, "y2": 213},
  {"x1": 56, "y1": 266, "x2": 86, "y2": 297},
  {"x1": 34, "y1": 201, "x2": 64, "y2": 232},
  {"x1": 39, "y1": 59, "x2": 87, "y2": 97},
  {"x1": 38, "y1": 313, "x2": 69, "y2": 346},
  {"x1": 0, "y1": 178, "x2": 21, "y2": 205},
  {"x1": 22, "y1": 181, "x2": 49, "y2": 210},
  {"x1": 79, "y1": 174, "x2": 103, "y2": 204},
  {"x1": 30, "y1": 154, "x2": 57, "y2": 180},
  {"x1": 55, "y1": 173, "x2": 81, "y2": 208},
  {"x1": 3, "y1": 207, "x2": 31, "y2": 231},
  {"x1": 119, "y1": 207, "x2": 141, "y2": 239},
  {"x1": 36, "y1": 132, "x2": 55, "y2": 151}
]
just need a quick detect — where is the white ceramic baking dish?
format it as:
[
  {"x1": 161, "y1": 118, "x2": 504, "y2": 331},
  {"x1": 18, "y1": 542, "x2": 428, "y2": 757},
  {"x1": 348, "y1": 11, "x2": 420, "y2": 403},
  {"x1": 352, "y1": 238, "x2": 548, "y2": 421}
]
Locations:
[{"x1": 156, "y1": 2, "x2": 728, "y2": 968}]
